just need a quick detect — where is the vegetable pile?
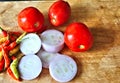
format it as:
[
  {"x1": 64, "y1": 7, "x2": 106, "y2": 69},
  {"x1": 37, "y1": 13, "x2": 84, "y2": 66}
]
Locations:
[
  {"x1": 0, "y1": 0, "x2": 94, "y2": 82},
  {"x1": 0, "y1": 27, "x2": 26, "y2": 81}
]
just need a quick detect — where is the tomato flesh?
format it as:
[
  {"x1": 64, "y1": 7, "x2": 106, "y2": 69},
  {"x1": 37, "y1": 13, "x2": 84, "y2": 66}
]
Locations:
[
  {"x1": 64, "y1": 22, "x2": 93, "y2": 52},
  {"x1": 18, "y1": 7, "x2": 44, "y2": 32}
]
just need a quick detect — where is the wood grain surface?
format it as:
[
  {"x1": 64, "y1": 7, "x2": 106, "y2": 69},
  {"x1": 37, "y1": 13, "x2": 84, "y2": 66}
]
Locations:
[{"x1": 0, "y1": 0, "x2": 120, "y2": 83}]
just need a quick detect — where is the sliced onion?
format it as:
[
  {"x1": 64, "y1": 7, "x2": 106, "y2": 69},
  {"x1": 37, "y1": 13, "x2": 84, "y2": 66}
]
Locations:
[
  {"x1": 40, "y1": 29, "x2": 64, "y2": 53},
  {"x1": 37, "y1": 49, "x2": 58, "y2": 68},
  {"x1": 18, "y1": 54, "x2": 42, "y2": 80},
  {"x1": 20, "y1": 33, "x2": 41, "y2": 55},
  {"x1": 49, "y1": 54, "x2": 77, "y2": 82}
]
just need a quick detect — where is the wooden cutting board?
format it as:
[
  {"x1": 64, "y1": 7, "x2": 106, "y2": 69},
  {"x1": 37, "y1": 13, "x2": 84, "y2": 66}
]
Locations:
[{"x1": 0, "y1": 0, "x2": 120, "y2": 83}]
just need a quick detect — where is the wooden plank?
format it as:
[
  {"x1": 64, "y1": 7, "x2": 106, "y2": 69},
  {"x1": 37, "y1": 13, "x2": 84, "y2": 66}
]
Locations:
[{"x1": 0, "y1": 0, "x2": 120, "y2": 83}]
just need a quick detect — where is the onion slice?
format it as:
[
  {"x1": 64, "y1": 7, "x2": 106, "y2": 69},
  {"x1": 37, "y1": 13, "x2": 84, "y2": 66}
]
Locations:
[
  {"x1": 40, "y1": 29, "x2": 64, "y2": 53},
  {"x1": 37, "y1": 49, "x2": 58, "y2": 68},
  {"x1": 20, "y1": 33, "x2": 41, "y2": 55},
  {"x1": 49, "y1": 54, "x2": 77, "y2": 82},
  {"x1": 18, "y1": 54, "x2": 42, "y2": 80}
]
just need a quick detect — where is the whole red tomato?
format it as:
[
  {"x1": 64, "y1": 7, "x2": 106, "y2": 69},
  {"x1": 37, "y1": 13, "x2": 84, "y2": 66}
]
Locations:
[
  {"x1": 64, "y1": 22, "x2": 93, "y2": 52},
  {"x1": 18, "y1": 7, "x2": 44, "y2": 32},
  {"x1": 48, "y1": 0, "x2": 71, "y2": 26}
]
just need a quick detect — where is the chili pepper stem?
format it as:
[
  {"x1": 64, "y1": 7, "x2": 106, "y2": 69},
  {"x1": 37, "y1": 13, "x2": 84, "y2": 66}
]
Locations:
[{"x1": 0, "y1": 27, "x2": 3, "y2": 33}]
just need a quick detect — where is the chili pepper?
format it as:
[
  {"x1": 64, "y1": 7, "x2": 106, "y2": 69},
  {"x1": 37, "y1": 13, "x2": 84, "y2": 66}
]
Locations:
[
  {"x1": 16, "y1": 32, "x2": 27, "y2": 43},
  {"x1": 9, "y1": 35, "x2": 17, "y2": 42},
  {"x1": 10, "y1": 58, "x2": 20, "y2": 80},
  {"x1": 7, "y1": 56, "x2": 22, "y2": 81},
  {"x1": 7, "y1": 67, "x2": 20, "y2": 81},
  {"x1": 0, "y1": 27, "x2": 8, "y2": 37},
  {"x1": 0, "y1": 37, "x2": 8, "y2": 45},
  {"x1": 0, "y1": 40, "x2": 10, "y2": 51},
  {"x1": 2, "y1": 47, "x2": 11, "y2": 70},
  {"x1": 0, "y1": 51, "x2": 3, "y2": 61},
  {"x1": 7, "y1": 41, "x2": 17, "y2": 51},
  {"x1": 1, "y1": 39, "x2": 10, "y2": 47},
  {"x1": 16, "y1": 52, "x2": 24, "y2": 60},
  {"x1": 9, "y1": 32, "x2": 22, "y2": 42},
  {"x1": 9, "y1": 45, "x2": 20, "y2": 56},
  {"x1": 0, "y1": 58, "x2": 5, "y2": 73},
  {"x1": 7, "y1": 32, "x2": 26, "y2": 51},
  {"x1": 10, "y1": 56, "x2": 16, "y2": 60},
  {"x1": 0, "y1": 50, "x2": 5, "y2": 73},
  {"x1": 9, "y1": 31, "x2": 21, "y2": 37}
]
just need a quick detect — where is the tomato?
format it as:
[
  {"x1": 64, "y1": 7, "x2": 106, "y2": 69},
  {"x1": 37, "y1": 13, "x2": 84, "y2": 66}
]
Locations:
[
  {"x1": 64, "y1": 22, "x2": 93, "y2": 52},
  {"x1": 48, "y1": 0, "x2": 71, "y2": 26},
  {"x1": 18, "y1": 7, "x2": 44, "y2": 32}
]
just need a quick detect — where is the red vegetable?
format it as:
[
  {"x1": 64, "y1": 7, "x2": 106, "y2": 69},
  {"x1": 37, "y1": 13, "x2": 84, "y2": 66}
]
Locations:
[
  {"x1": 9, "y1": 32, "x2": 21, "y2": 42},
  {"x1": 7, "y1": 32, "x2": 26, "y2": 51},
  {"x1": 10, "y1": 56, "x2": 16, "y2": 60},
  {"x1": 48, "y1": 0, "x2": 71, "y2": 26},
  {"x1": 9, "y1": 32, "x2": 21, "y2": 37},
  {"x1": 0, "y1": 27, "x2": 8, "y2": 37},
  {"x1": 64, "y1": 22, "x2": 93, "y2": 52},
  {"x1": 7, "y1": 67, "x2": 20, "y2": 81},
  {"x1": 0, "y1": 58, "x2": 5, "y2": 72},
  {"x1": 7, "y1": 41, "x2": 17, "y2": 51},
  {"x1": 1, "y1": 40, "x2": 10, "y2": 47},
  {"x1": 0, "y1": 40, "x2": 10, "y2": 51},
  {"x1": 37, "y1": 25, "x2": 47, "y2": 34},
  {"x1": 2, "y1": 47, "x2": 11, "y2": 69},
  {"x1": 18, "y1": 7, "x2": 44, "y2": 32}
]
